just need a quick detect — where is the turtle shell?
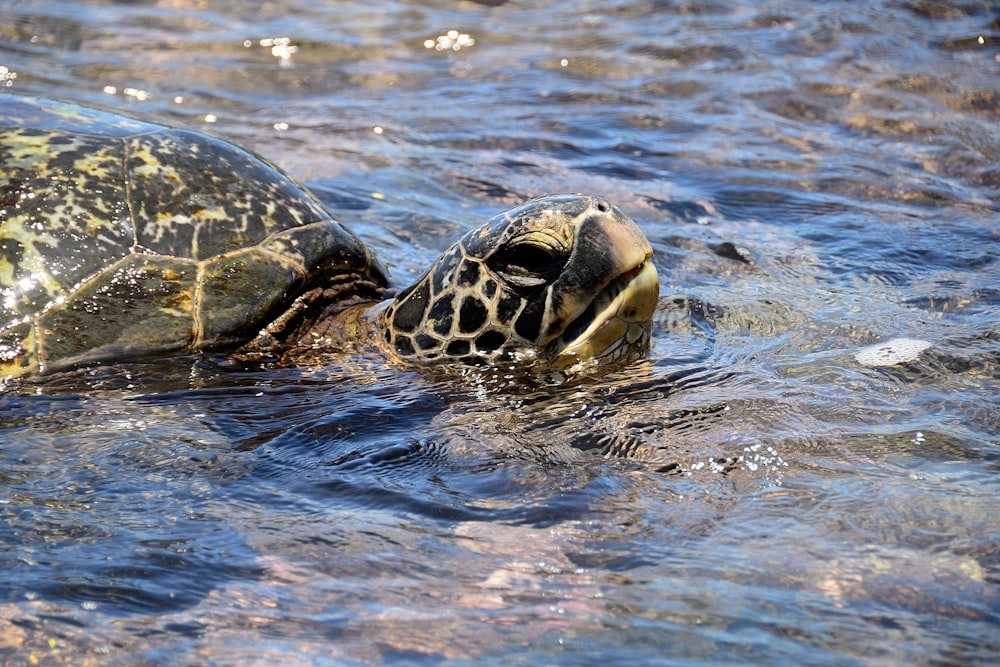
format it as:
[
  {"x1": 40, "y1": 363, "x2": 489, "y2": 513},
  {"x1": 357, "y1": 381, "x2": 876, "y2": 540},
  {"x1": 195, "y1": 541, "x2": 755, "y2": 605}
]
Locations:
[{"x1": 0, "y1": 95, "x2": 383, "y2": 377}]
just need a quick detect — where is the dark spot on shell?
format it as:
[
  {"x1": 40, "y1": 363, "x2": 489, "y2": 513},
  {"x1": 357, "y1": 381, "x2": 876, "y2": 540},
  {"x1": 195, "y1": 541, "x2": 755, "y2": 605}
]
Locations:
[
  {"x1": 415, "y1": 332, "x2": 439, "y2": 351},
  {"x1": 458, "y1": 260, "x2": 482, "y2": 287},
  {"x1": 431, "y1": 247, "x2": 461, "y2": 295},
  {"x1": 496, "y1": 293, "x2": 520, "y2": 325},
  {"x1": 446, "y1": 339, "x2": 470, "y2": 357},
  {"x1": 482, "y1": 279, "x2": 497, "y2": 299},
  {"x1": 514, "y1": 305, "x2": 543, "y2": 341},
  {"x1": 0, "y1": 239, "x2": 26, "y2": 276},
  {"x1": 393, "y1": 334, "x2": 415, "y2": 357},
  {"x1": 48, "y1": 134, "x2": 75, "y2": 146},
  {"x1": 390, "y1": 280, "x2": 430, "y2": 334},
  {"x1": 458, "y1": 296, "x2": 488, "y2": 334},
  {"x1": 0, "y1": 177, "x2": 26, "y2": 209},
  {"x1": 475, "y1": 330, "x2": 507, "y2": 352},
  {"x1": 429, "y1": 294, "x2": 454, "y2": 336}
]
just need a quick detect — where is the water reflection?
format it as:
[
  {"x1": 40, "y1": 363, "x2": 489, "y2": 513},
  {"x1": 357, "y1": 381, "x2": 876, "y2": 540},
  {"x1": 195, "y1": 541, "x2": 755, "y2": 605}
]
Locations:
[{"x1": 1, "y1": 0, "x2": 999, "y2": 664}]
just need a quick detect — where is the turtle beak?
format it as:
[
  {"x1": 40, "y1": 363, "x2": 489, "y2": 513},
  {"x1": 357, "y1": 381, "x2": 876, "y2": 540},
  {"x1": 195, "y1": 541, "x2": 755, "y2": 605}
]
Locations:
[
  {"x1": 552, "y1": 259, "x2": 658, "y2": 367},
  {"x1": 553, "y1": 261, "x2": 660, "y2": 368},
  {"x1": 544, "y1": 198, "x2": 659, "y2": 368}
]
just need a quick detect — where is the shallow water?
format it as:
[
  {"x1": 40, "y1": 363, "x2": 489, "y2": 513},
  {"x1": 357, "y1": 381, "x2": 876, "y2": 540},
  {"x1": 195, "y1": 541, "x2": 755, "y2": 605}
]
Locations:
[{"x1": 1, "y1": 0, "x2": 999, "y2": 664}]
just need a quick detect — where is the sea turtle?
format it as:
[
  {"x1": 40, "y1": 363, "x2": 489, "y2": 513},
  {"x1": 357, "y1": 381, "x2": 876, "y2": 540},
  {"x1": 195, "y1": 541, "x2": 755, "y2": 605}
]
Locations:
[{"x1": 0, "y1": 95, "x2": 659, "y2": 380}]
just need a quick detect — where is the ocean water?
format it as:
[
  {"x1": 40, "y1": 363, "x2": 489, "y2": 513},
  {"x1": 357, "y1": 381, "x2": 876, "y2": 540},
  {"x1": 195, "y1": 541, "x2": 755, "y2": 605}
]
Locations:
[{"x1": 1, "y1": 0, "x2": 998, "y2": 664}]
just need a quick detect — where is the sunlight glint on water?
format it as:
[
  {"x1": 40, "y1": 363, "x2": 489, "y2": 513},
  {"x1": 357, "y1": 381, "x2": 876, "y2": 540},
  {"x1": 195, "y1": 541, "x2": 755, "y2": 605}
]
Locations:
[{"x1": 0, "y1": 0, "x2": 998, "y2": 664}]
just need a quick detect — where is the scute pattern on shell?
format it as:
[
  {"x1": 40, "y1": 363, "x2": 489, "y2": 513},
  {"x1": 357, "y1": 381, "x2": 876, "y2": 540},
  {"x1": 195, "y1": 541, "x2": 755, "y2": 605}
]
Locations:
[{"x1": 0, "y1": 95, "x2": 378, "y2": 377}]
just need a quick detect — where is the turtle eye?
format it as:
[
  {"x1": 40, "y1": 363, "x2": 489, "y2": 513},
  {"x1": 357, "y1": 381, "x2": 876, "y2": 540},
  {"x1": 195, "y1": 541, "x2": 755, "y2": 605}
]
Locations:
[{"x1": 490, "y1": 242, "x2": 566, "y2": 288}]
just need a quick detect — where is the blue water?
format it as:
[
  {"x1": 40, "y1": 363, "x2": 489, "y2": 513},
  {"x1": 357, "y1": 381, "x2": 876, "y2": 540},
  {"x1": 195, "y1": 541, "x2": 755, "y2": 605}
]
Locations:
[{"x1": 1, "y1": 0, "x2": 999, "y2": 664}]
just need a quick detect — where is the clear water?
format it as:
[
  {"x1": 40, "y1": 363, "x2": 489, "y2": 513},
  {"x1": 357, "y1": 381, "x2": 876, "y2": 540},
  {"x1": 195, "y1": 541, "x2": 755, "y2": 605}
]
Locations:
[{"x1": 2, "y1": 0, "x2": 999, "y2": 664}]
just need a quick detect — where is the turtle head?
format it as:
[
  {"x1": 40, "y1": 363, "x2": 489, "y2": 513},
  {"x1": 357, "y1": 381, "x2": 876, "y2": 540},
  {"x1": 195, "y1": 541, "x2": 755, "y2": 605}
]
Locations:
[{"x1": 380, "y1": 194, "x2": 659, "y2": 371}]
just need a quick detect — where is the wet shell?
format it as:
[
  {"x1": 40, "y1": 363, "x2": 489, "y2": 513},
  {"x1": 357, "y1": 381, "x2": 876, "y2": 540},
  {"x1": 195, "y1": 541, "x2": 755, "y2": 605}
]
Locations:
[{"x1": 0, "y1": 95, "x2": 379, "y2": 377}]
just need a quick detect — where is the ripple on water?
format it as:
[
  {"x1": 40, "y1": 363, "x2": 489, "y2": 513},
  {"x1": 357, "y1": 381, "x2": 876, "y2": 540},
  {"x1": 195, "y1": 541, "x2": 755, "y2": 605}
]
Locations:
[{"x1": 2, "y1": 0, "x2": 1000, "y2": 663}]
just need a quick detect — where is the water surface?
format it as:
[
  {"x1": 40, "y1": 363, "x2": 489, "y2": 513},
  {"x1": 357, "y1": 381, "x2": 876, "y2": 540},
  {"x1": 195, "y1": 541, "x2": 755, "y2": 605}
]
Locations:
[{"x1": 1, "y1": 0, "x2": 998, "y2": 664}]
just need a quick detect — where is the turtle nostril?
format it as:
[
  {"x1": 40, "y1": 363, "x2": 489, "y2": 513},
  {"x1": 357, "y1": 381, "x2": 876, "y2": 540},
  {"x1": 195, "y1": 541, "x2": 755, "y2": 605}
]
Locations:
[{"x1": 594, "y1": 198, "x2": 611, "y2": 213}]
